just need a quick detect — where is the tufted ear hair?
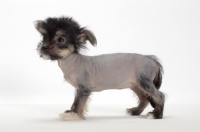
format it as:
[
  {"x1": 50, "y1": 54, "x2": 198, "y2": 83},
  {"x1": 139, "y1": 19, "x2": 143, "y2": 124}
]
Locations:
[
  {"x1": 34, "y1": 20, "x2": 47, "y2": 34},
  {"x1": 78, "y1": 29, "x2": 97, "y2": 46}
]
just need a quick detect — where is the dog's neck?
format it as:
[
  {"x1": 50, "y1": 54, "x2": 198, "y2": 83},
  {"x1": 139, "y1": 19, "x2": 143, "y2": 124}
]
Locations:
[
  {"x1": 57, "y1": 53, "x2": 90, "y2": 73},
  {"x1": 58, "y1": 53, "x2": 81, "y2": 66}
]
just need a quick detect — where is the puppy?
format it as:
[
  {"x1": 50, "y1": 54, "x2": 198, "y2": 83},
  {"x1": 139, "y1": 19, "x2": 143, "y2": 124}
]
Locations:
[{"x1": 34, "y1": 17, "x2": 165, "y2": 120}]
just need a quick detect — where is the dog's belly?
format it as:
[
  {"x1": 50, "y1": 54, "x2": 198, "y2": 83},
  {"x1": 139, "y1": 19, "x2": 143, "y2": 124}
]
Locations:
[{"x1": 91, "y1": 81, "x2": 135, "y2": 92}]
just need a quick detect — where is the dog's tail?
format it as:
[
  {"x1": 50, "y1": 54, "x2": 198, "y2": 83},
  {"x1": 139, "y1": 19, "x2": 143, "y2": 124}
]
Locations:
[{"x1": 145, "y1": 55, "x2": 163, "y2": 90}]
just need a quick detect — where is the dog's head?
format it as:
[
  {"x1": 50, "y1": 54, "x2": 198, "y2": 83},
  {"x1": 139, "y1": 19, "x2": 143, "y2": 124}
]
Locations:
[{"x1": 34, "y1": 17, "x2": 97, "y2": 60}]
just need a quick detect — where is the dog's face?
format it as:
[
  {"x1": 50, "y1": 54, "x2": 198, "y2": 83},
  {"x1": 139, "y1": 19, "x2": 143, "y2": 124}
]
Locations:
[{"x1": 34, "y1": 17, "x2": 97, "y2": 60}]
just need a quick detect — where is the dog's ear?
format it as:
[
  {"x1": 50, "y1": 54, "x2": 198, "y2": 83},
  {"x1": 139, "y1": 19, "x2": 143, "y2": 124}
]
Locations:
[
  {"x1": 34, "y1": 20, "x2": 46, "y2": 34},
  {"x1": 79, "y1": 29, "x2": 97, "y2": 46}
]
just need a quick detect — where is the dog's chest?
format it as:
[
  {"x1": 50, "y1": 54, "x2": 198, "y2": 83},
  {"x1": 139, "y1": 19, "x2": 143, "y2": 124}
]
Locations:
[{"x1": 58, "y1": 59, "x2": 80, "y2": 89}]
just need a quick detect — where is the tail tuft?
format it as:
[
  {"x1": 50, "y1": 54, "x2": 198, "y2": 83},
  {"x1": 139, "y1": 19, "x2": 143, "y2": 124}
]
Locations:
[{"x1": 145, "y1": 55, "x2": 163, "y2": 90}]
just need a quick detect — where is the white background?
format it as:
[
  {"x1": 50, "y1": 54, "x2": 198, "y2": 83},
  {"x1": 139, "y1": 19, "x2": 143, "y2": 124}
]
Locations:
[
  {"x1": 0, "y1": 0, "x2": 200, "y2": 105},
  {"x1": 1, "y1": 1, "x2": 200, "y2": 132}
]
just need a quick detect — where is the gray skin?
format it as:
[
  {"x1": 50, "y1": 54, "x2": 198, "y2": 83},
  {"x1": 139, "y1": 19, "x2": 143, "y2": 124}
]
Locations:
[
  {"x1": 58, "y1": 53, "x2": 165, "y2": 119},
  {"x1": 58, "y1": 53, "x2": 156, "y2": 92}
]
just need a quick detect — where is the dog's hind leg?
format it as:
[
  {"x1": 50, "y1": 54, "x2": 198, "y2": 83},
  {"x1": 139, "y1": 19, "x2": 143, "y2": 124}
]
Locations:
[
  {"x1": 138, "y1": 75, "x2": 165, "y2": 119},
  {"x1": 145, "y1": 90, "x2": 165, "y2": 119},
  {"x1": 127, "y1": 86, "x2": 149, "y2": 115},
  {"x1": 60, "y1": 85, "x2": 91, "y2": 121}
]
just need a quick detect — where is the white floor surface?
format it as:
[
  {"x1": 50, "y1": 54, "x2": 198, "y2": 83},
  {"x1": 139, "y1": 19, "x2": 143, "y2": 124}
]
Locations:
[{"x1": 0, "y1": 104, "x2": 199, "y2": 132}]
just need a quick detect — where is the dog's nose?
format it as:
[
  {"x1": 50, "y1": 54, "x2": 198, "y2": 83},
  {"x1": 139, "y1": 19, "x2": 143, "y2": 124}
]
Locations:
[{"x1": 42, "y1": 46, "x2": 49, "y2": 50}]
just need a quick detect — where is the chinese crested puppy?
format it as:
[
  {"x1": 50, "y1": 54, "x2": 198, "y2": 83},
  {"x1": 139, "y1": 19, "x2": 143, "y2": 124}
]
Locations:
[{"x1": 34, "y1": 17, "x2": 165, "y2": 120}]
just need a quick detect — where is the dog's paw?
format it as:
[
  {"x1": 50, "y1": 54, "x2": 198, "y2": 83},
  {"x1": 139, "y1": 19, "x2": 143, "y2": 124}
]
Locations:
[
  {"x1": 145, "y1": 112, "x2": 155, "y2": 119},
  {"x1": 59, "y1": 112, "x2": 81, "y2": 121},
  {"x1": 126, "y1": 107, "x2": 142, "y2": 115}
]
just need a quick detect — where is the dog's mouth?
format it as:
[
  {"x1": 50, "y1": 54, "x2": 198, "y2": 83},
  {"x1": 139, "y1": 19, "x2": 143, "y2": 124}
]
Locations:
[
  {"x1": 40, "y1": 53, "x2": 61, "y2": 60},
  {"x1": 37, "y1": 43, "x2": 75, "y2": 60}
]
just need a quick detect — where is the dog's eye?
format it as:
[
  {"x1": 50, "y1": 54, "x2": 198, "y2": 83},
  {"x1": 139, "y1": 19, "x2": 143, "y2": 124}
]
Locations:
[{"x1": 57, "y1": 37, "x2": 64, "y2": 42}]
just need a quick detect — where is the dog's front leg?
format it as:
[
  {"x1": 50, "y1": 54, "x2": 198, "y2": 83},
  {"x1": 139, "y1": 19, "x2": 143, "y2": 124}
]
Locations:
[{"x1": 60, "y1": 85, "x2": 91, "y2": 121}]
